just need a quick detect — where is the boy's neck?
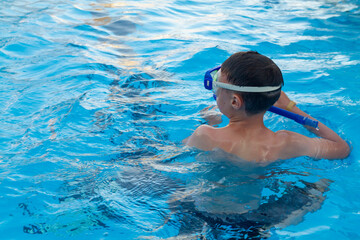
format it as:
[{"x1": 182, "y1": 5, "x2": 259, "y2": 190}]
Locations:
[{"x1": 228, "y1": 112, "x2": 266, "y2": 129}]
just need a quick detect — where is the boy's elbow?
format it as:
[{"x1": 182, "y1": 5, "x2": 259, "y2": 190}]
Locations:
[
  {"x1": 329, "y1": 140, "x2": 350, "y2": 160},
  {"x1": 339, "y1": 140, "x2": 351, "y2": 159}
]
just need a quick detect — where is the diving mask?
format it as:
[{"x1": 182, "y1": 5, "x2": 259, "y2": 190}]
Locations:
[{"x1": 204, "y1": 65, "x2": 282, "y2": 99}]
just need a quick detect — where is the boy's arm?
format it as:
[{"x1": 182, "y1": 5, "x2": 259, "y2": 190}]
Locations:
[
  {"x1": 199, "y1": 105, "x2": 222, "y2": 126},
  {"x1": 274, "y1": 91, "x2": 350, "y2": 159}
]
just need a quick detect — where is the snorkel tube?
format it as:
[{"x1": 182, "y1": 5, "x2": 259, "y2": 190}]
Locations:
[{"x1": 268, "y1": 106, "x2": 318, "y2": 129}]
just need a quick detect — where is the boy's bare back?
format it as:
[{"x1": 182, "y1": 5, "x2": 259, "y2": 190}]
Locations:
[{"x1": 187, "y1": 121, "x2": 349, "y2": 163}]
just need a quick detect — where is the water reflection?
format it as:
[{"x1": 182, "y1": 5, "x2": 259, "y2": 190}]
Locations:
[
  {"x1": 103, "y1": 20, "x2": 137, "y2": 36},
  {"x1": 17, "y1": 148, "x2": 330, "y2": 239},
  {"x1": 162, "y1": 150, "x2": 332, "y2": 239}
]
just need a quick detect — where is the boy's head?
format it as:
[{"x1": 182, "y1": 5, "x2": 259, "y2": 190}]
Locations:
[{"x1": 221, "y1": 51, "x2": 283, "y2": 115}]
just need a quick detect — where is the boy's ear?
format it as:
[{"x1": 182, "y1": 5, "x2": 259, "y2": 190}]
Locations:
[{"x1": 231, "y1": 93, "x2": 243, "y2": 110}]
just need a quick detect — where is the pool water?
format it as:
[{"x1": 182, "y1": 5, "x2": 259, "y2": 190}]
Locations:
[{"x1": 1, "y1": 0, "x2": 360, "y2": 239}]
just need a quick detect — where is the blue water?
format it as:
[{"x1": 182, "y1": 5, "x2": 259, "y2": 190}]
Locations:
[{"x1": 1, "y1": 0, "x2": 360, "y2": 239}]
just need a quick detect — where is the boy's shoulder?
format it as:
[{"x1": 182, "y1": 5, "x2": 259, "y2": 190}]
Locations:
[
  {"x1": 186, "y1": 125, "x2": 217, "y2": 151},
  {"x1": 273, "y1": 130, "x2": 317, "y2": 160},
  {"x1": 186, "y1": 125, "x2": 336, "y2": 161},
  {"x1": 195, "y1": 124, "x2": 215, "y2": 134}
]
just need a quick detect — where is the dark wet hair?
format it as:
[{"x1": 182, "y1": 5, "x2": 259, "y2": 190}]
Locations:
[{"x1": 221, "y1": 51, "x2": 284, "y2": 115}]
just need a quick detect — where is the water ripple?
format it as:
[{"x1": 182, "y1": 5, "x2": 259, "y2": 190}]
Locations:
[{"x1": 0, "y1": 0, "x2": 359, "y2": 239}]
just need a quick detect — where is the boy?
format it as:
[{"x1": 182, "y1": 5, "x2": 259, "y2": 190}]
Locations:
[{"x1": 185, "y1": 51, "x2": 350, "y2": 162}]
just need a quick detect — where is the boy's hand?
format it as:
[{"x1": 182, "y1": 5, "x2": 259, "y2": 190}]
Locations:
[
  {"x1": 200, "y1": 105, "x2": 222, "y2": 126},
  {"x1": 274, "y1": 91, "x2": 291, "y2": 110}
]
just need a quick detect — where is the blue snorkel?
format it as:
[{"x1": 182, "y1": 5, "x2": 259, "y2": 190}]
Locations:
[
  {"x1": 204, "y1": 66, "x2": 319, "y2": 129},
  {"x1": 268, "y1": 106, "x2": 318, "y2": 128}
]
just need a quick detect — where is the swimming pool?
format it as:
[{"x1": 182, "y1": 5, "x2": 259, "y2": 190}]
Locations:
[{"x1": 0, "y1": 0, "x2": 359, "y2": 239}]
